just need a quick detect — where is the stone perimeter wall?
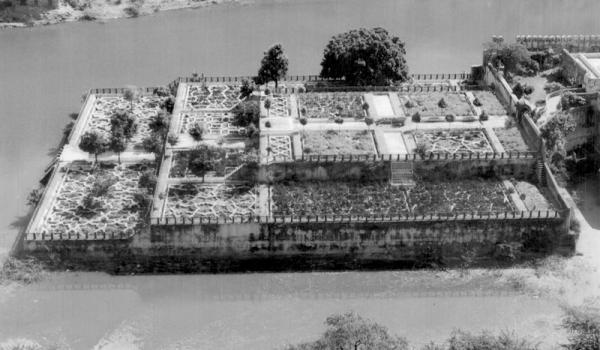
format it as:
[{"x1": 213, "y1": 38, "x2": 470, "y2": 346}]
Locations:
[{"x1": 21, "y1": 218, "x2": 573, "y2": 272}]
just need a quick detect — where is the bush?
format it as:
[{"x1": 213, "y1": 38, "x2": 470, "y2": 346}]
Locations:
[
  {"x1": 438, "y1": 98, "x2": 447, "y2": 108},
  {"x1": 479, "y1": 110, "x2": 489, "y2": 121},
  {"x1": 405, "y1": 99, "x2": 416, "y2": 108},
  {"x1": 561, "y1": 305, "x2": 600, "y2": 350},
  {"x1": 232, "y1": 100, "x2": 260, "y2": 128},
  {"x1": 414, "y1": 142, "x2": 428, "y2": 159},
  {"x1": 240, "y1": 79, "x2": 255, "y2": 99},
  {"x1": 160, "y1": 96, "x2": 175, "y2": 113},
  {"x1": 90, "y1": 175, "x2": 117, "y2": 197},
  {"x1": 560, "y1": 92, "x2": 587, "y2": 110},
  {"x1": 543, "y1": 81, "x2": 564, "y2": 94},
  {"x1": 523, "y1": 84, "x2": 534, "y2": 95},
  {"x1": 153, "y1": 86, "x2": 171, "y2": 97},
  {"x1": 472, "y1": 97, "x2": 482, "y2": 107},
  {"x1": 445, "y1": 114, "x2": 455, "y2": 122},
  {"x1": 412, "y1": 112, "x2": 421, "y2": 123},
  {"x1": 167, "y1": 134, "x2": 178, "y2": 146},
  {"x1": 484, "y1": 41, "x2": 539, "y2": 76},
  {"x1": 138, "y1": 170, "x2": 157, "y2": 192},
  {"x1": 124, "y1": 6, "x2": 139, "y2": 17},
  {"x1": 512, "y1": 82, "x2": 524, "y2": 99},
  {"x1": 447, "y1": 330, "x2": 538, "y2": 350},
  {"x1": 188, "y1": 123, "x2": 204, "y2": 141},
  {"x1": 264, "y1": 121, "x2": 271, "y2": 128},
  {"x1": 27, "y1": 188, "x2": 43, "y2": 207}
]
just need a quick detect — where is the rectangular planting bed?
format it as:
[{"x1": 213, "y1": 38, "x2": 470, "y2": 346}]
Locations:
[
  {"x1": 184, "y1": 84, "x2": 242, "y2": 111},
  {"x1": 405, "y1": 129, "x2": 493, "y2": 154},
  {"x1": 179, "y1": 111, "x2": 246, "y2": 136},
  {"x1": 271, "y1": 179, "x2": 518, "y2": 216},
  {"x1": 493, "y1": 127, "x2": 532, "y2": 153},
  {"x1": 163, "y1": 183, "x2": 257, "y2": 218},
  {"x1": 297, "y1": 92, "x2": 365, "y2": 119},
  {"x1": 399, "y1": 92, "x2": 474, "y2": 118},
  {"x1": 301, "y1": 130, "x2": 376, "y2": 155},
  {"x1": 471, "y1": 91, "x2": 507, "y2": 116},
  {"x1": 38, "y1": 163, "x2": 154, "y2": 239},
  {"x1": 169, "y1": 146, "x2": 256, "y2": 178}
]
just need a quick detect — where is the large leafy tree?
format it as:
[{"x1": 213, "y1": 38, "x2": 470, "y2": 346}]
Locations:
[
  {"x1": 287, "y1": 312, "x2": 408, "y2": 350},
  {"x1": 257, "y1": 43, "x2": 289, "y2": 88},
  {"x1": 320, "y1": 27, "x2": 409, "y2": 85},
  {"x1": 79, "y1": 131, "x2": 107, "y2": 163}
]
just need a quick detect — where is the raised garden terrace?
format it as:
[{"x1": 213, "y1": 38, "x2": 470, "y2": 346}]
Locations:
[
  {"x1": 493, "y1": 126, "x2": 532, "y2": 152},
  {"x1": 85, "y1": 95, "x2": 164, "y2": 148},
  {"x1": 407, "y1": 129, "x2": 494, "y2": 154},
  {"x1": 163, "y1": 183, "x2": 257, "y2": 218},
  {"x1": 297, "y1": 92, "x2": 365, "y2": 119},
  {"x1": 301, "y1": 130, "x2": 376, "y2": 155},
  {"x1": 399, "y1": 92, "x2": 474, "y2": 118},
  {"x1": 183, "y1": 84, "x2": 242, "y2": 111},
  {"x1": 31, "y1": 163, "x2": 153, "y2": 240},
  {"x1": 271, "y1": 178, "x2": 534, "y2": 216}
]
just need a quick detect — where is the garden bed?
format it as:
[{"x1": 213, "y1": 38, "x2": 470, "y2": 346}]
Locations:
[
  {"x1": 407, "y1": 129, "x2": 493, "y2": 154},
  {"x1": 179, "y1": 111, "x2": 246, "y2": 136},
  {"x1": 39, "y1": 163, "x2": 153, "y2": 239},
  {"x1": 471, "y1": 91, "x2": 507, "y2": 116},
  {"x1": 86, "y1": 95, "x2": 164, "y2": 148},
  {"x1": 184, "y1": 84, "x2": 242, "y2": 110},
  {"x1": 169, "y1": 146, "x2": 257, "y2": 178},
  {"x1": 164, "y1": 184, "x2": 257, "y2": 218},
  {"x1": 271, "y1": 178, "x2": 516, "y2": 216},
  {"x1": 493, "y1": 127, "x2": 532, "y2": 153},
  {"x1": 301, "y1": 130, "x2": 376, "y2": 155},
  {"x1": 399, "y1": 92, "x2": 474, "y2": 118},
  {"x1": 297, "y1": 92, "x2": 365, "y2": 119}
]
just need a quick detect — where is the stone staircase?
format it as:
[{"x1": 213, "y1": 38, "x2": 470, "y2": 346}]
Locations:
[
  {"x1": 390, "y1": 161, "x2": 415, "y2": 187},
  {"x1": 536, "y1": 159, "x2": 546, "y2": 186}
]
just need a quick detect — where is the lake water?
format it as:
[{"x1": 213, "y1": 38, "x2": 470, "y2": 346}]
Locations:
[{"x1": 2, "y1": 0, "x2": 600, "y2": 348}]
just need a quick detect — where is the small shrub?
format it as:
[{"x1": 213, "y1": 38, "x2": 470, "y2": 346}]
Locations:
[
  {"x1": 414, "y1": 142, "x2": 428, "y2": 159},
  {"x1": 188, "y1": 123, "x2": 204, "y2": 141},
  {"x1": 519, "y1": 193, "x2": 526, "y2": 201},
  {"x1": 472, "y1": 97, "x2": 482, "y2": 107},
  {"x1": 364, "y1": 117, "x2": 374, "y2": 128},
  {"x1": 124, "y1": 6, "x2": 139, "y2": 17},
  {"x1": 445, "y1": 114, "x2": 455, "y2": 122},
  {"x1": 303, "y1": 147, "x2": 311, "y2": 154},
  {"x1": 153, "y1": 86, "x2": 171, "y2": 97},
  {"x1": 569, "y1": 217, "x2": 581, "y2": 233},
  {"x1": 405, "y1": 99, "x2": 416, "y2": 108},
  {"x1": 299, "y1": 117, "x2": 308, "y2": 127},
  {"x1": 264, "y1": 88, "x2": 270, "y2": 95},
  {"x1": 167, "y1": 134, "x2": 178, "y2": 146},
  {"x1": 240, "y1": 79, "x2": 255, "y2": 99},
  {"x1": 300, "y1": 107, "x2": 307, "y2": 116},
  {"x1": 138, "y1": 170, "x2": 157, "y2": 192},
  {"x1": 27, "y1": 188, "x2": 43, "y2": 207},
  {"x1": 160, "y1": 96, "x2": 175, "y2": 113},
  {"x1": 504, "y1": 117, "x2": 516, "y2": 129},
  {"x1": 479, "y1": 110, "x2": 489, "y2": 121},
  {"x1": 264, "y1": 121, "x2": 272, "y2": 128},
  {"x1": 512, "y1": 82, "x2": 524, "y2": 99},
  {"x1": 412, "y1": 112, "x2": 421, "y2": 123},
  {"x1": 523, "y1": 84, "x2": 534, "y2": 95},
  {"x1": 90, "y1": 175, "x2": 117, "y2": 197},
  {"x1": 437, "y1": 98, "x2": 447, "y2": 108},
  {"x1": 362, "y1": 102, "x2": 369, "y2": 111}
]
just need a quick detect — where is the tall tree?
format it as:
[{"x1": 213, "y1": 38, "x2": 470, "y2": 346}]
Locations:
[
  {"x1": 109, "y1": 131, "x2": 127, "y2": 164},
  {"x1": 111, "y1": 110, "x2": 137, "y2": 140},
  {"x1": 79, "y1": 131, "x2": 107, "y2": 163},
  {"x1": 257, "y1": 44, "x2": 289, "y2": 88},
  {"x1": 123, "y1": 85, "x2": 140, "y2": 112},
  {"x1": 320, "y1": 27, "x2": 409, "y2": 85}
]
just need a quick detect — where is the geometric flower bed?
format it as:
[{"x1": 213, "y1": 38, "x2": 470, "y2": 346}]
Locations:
[
  {"x1": 179, "y1": 111, "x2": 246, "y2": 136},
  {"x1": 493, "y1": 127, "x2": 531, "y2": 152},
  {"x1": 263, "y1": 94, "x2": 290, "y2": 118},
  {"x1": 87, "y1": 96, "x2": 163, "y2": 147},
  {"x1": 302, "y1": 130, "x2": 376, "y2": 155},
  {"x1": 296, "y1": 92, "x2": 365, "y2": 119},
  {"x1": 271, "y1": 179, "x2": 516, "y2": 216},
  {"x1": 39, "y1": 163, "x2": 152, "y2": 239},
  {"x1": 399, "y1": 92, "x2": 474, "y2": 117},
  {"x1": 408, "y1": 129, "x2": 493, "y2": 154},
  {"x1": 184, "y1": 84, "x2": 242, "y2": 111},
  {"x1": 472, "y1": 91, "x2": 507, "y2": 115},
  {"x1": 164, "y1": 183, "x2": 257, "y2": 218},
  {"x1": 266, "y1": 135, "x2": 293, "y2": 160},
  {"x1": 169, "y1": 148, "x2": 255, "y2": 178}
]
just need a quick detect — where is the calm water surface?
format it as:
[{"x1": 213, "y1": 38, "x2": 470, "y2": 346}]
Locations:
[{"x1": 2, "y1": 0, "x2": 600, "y2": 348}]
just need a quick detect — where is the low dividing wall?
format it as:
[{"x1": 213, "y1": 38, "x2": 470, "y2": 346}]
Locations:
[
  {"x1": 516, "y1": 35, "x2": 600, "y2": 52},
  {"x1": 21, "y1": 217, "x2": 573, "y2": 272},
  {"x1": 259, "y1": 156, "x2": 537, "y2": 183}
]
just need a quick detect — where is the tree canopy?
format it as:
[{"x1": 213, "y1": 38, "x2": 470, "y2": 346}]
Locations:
[
  {"x1": 287, "y1": 312, "x2": 408, "y2": 350},
  {"x1": 79, "y1": 131, "x2": 107, "y2": 162},
  {"x1": 320, "y1": 27, "x2": 409, "y2": 85},
  {"x1": 257, "y1": 43, "x2": 289, "y2": 88}
]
